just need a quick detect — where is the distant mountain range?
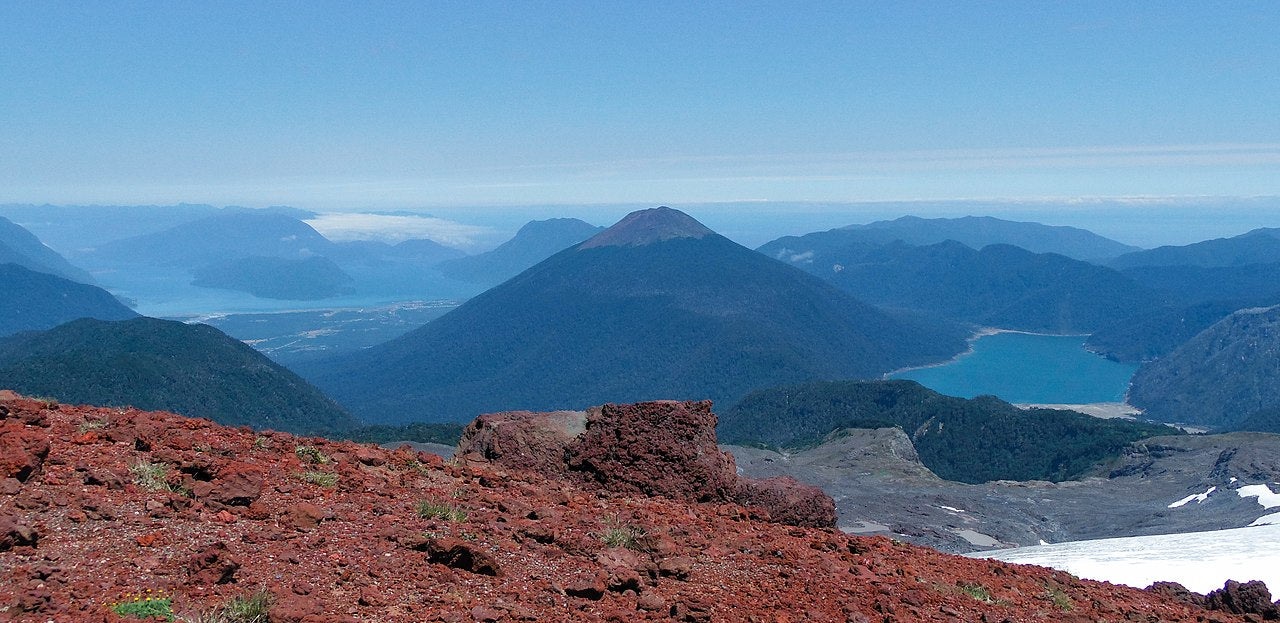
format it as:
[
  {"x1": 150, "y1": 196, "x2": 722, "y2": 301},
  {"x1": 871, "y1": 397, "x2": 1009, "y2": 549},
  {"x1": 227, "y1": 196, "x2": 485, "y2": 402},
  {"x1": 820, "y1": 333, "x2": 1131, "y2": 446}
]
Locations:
[
  {"x1": 1110, "y1": 227, "x2": 1280, "y2": 269},
  {"x1": 1128, "y1": 304, "x2": 1280, "y2": 429},
  {"x1": 305, "y1": 207, "x2": 967, "y2": 423},
  {"x1": 764, "y1": 215, "x2": 1140, "y2": 263},
  {"x1": 438, "y1": 218, "x2": 604, "y2": 286},
  {"x1": 718, "y1": 379, "x2": 1177, "y2": 484},
  {"x1": 0, "y1": 317, "x2": 355, "y2": 434},
  {"x1": 0, "y1": 263, "x2": 137, "y2": 337},
  {"x1": 759, "y1": 236, "x2": 1159, "y2": 333},
  {"x1": 0, "y1": 216, "x2": 96, "y2": 283},
  {"x1": 191, "y1": 255, "x2": 355, "y2": 300},
  {"x1": 84, "y1": 210, "x2": 339, "y2": 268}
]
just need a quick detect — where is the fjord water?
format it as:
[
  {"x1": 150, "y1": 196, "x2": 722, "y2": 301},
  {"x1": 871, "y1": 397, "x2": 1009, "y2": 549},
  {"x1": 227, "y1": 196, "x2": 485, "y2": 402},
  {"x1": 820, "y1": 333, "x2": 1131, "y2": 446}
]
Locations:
[{"x1": 891, "y1": 332, "x2": 1138, "y2": 404}]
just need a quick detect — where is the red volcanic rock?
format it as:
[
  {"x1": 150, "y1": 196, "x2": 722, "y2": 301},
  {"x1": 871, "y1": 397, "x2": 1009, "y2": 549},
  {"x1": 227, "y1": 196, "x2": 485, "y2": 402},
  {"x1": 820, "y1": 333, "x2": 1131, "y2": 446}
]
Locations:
[
  {"x1": 458, "y1": 400, "x2": 837, "y2": 527},
  {"x1": 1205, "y1": 580, "x2": 1279, "y2": 618},
  {"x1": 185, "y1": 542, "x2": 240, "y2": 585},
  {"x1": 0, "y1": 514, "x2": 38, "y2": 551},
  {"x1": 0, "y1": 427, "x2": 48, "y2": 483},
  {"x1": 418, "y1": 536, "x2": 502, "y2": 576},
  {"x1": 283, "y1": 502, "x2": 327, "y2": 532},
  {"x1": 205, "y1": 461, "x2": 265, "y2": 506},
  {"x1": 0, "y1": 392, "x2": 1255, "y2": 622},
  {"x1": 736, "y1": 476, "x2": 838, "y2": 528}
]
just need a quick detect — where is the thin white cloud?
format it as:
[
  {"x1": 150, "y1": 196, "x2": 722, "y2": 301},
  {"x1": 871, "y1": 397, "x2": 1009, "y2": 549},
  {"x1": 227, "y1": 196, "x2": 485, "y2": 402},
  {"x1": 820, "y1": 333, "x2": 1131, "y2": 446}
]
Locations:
[{"x1": 304, "y1": 212, "x2": 495, "y2": 248}]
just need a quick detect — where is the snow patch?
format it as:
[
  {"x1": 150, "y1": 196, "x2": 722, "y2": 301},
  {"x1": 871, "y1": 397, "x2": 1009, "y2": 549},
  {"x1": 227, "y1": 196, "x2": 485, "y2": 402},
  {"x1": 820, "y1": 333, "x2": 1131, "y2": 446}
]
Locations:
[
  {"x1": 1236, "y1": 484, "x2": 1280, "y2": 509},
  {"x1": 971, "y1": 524, "x2": 1280, "y2": 594},
  {"x1": 939, "y1": 505, "x2": 965, "y2": 513},
  {"x1": 1250, "y1": 512, "x2": 1280, "y2": 527},
  {"x1": 1168, "y1": 486, "x2": 1216, "y2": 508}
]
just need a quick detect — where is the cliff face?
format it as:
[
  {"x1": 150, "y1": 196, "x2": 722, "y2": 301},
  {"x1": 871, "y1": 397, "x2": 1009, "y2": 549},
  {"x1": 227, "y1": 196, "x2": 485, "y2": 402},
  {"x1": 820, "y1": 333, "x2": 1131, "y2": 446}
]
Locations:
[
  {"x1": 0, "y1": 391, "x2": 1252, "y2": 622},
  {"x1": 456, "y1": 400, "x2": 836, "y2": 528}
]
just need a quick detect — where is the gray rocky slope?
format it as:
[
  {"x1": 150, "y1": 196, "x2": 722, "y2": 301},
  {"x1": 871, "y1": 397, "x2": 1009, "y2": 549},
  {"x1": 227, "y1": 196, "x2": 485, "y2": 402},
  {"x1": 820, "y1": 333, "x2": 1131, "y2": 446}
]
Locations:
[{"x1": 727, "y1": 428, "x2": 1280, "y2": 553}]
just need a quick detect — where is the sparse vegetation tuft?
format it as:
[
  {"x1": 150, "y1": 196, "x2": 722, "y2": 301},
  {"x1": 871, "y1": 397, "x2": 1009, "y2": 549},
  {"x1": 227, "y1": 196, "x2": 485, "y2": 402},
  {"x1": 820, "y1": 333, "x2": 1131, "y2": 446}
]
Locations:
[
  {"x1": 77, "y1": 417, "x2": 109, "y2": 434},
  {"x1": 599, "y1": 515, "x2": 647, "y2": 550},
  {"x1": 130, "y1": 460, "x2": 178, "y2": 493},
  {"x1": 183, "y1": 589, "x2": 272, "y2": 623},
  {"x1": 417, "y1": 498, "x2": 467, "y2": 522},
  {"x1": 959, "y1": 582, "x2": 993, "y2": 603},
  {"x1": 294, "y1": 445, "x2": 330, "y2": 465},
  {"x1": 1045, "y1": 585, "x2": 1073, "y2": 611},
  {"x1": 296, "y1": 470, "x2": 338, "y2": 487}
]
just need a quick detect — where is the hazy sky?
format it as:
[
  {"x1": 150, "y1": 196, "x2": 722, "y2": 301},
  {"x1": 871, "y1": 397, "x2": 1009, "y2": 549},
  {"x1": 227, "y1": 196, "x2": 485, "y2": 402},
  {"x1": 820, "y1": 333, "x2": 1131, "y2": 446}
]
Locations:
[{"x1": 2, "y1": 2, "x2": 1278, "y2": 208}]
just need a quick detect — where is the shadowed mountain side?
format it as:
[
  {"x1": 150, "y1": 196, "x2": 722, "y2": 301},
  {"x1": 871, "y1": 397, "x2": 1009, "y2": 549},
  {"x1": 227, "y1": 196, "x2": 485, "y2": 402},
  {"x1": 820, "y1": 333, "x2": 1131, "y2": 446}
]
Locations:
[
  {"x1": 0, "y1": 263, "x2": 137, "y2": 337},
  {"x1": 761, "y1": 214, "x2": 1140, "y2": 263},
  {"x1": 305, "y1": 208, "x2": 967, "y2": 424},
  {"x1": 1121, "y1": 262, "x2": 1280, "y2": 306},
  {"x1": 83, "y1": 210, "x2": 338, "y2": 268},
  {"x1": 1129, "y1": 304, "x2": 1280, "y2": 429},
  {"x1": 0, "y1": 216, "x2": 96, "y2": 283},
  {"x1": 438, "y1": 217, "x2": 603, "y2": 286},
  {"x1": 764, "y1": 238, "x2": 1161, "y2": 333},
  {"x1": 0, "y1": 317, "x2": 356, "y2": 434},
  {"x1": 191, "y1": 255, "x2": 355, "y2": 300},
  {"x1": 1110, "y1": 227, "x2": 1280, "y2": 269},
  {"x1": 1086, "y1": 299, "x2": 1273, "y2": 363}
]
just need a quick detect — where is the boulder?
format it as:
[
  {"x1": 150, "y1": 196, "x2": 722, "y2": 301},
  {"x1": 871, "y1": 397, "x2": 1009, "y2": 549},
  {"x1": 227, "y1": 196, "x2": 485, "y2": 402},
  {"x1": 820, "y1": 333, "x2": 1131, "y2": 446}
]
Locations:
[
  {"x1": 1203, "y1": 579, "x2": 1279, "y2": 618},
  {"x1": 457, "y1": 400, "x2": 837, "y2": 527},
  {"x1": 0, "y1": 424, "x2": 50, "y2": 482},
  {"x1": 206, "y1": 461, "x2": 265, "y2": 506},
  {"x1": 735, "y1": 476, "x2": 838, "y2": 528}
]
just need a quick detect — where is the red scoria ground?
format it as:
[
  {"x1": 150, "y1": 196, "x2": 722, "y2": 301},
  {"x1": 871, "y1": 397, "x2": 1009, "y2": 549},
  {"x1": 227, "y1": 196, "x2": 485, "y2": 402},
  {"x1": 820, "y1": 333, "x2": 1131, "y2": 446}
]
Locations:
[{"x1": 0, "y1": 391, "x2": 1247, "y2": 622}]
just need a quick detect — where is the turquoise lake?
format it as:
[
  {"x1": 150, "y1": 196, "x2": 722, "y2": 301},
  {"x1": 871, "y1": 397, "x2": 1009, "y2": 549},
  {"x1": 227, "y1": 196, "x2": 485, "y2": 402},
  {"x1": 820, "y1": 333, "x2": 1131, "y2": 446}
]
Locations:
[{"x1": 890, "y1": 332, "x2": 1139, "y2": 404}]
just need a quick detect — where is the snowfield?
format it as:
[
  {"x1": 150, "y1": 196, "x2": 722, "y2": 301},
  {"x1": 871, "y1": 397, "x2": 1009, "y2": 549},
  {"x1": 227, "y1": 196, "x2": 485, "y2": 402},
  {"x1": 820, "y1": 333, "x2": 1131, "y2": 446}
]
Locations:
[{"x1": 970, "y1": 524, "x2": 1280, "y2": 594}]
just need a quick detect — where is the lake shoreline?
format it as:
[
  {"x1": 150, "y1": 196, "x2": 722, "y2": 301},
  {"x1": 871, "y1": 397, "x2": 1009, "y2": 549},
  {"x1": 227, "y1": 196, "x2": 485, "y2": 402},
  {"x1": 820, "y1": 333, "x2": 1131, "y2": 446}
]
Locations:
[
  {"x1": 883, "y1": 326, "x2": 1090, "y2": 379},
  {"x1": 886, "y1": 330, "x2": 1138, "y2": 404}
]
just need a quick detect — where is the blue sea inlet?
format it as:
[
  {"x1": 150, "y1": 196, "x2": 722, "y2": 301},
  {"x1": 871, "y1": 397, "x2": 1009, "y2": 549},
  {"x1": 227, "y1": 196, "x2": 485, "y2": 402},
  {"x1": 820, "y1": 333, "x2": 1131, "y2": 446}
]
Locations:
[{"x1": 890, "y1": 332, "x2": 1139, "y2": 404}]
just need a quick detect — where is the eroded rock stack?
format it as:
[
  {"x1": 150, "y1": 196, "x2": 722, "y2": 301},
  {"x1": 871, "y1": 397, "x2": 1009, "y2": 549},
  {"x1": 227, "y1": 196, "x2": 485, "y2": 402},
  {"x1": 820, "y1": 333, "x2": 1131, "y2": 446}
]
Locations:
[{"x1": 457, "y1": 400, "x2": 837, "y2": 527}]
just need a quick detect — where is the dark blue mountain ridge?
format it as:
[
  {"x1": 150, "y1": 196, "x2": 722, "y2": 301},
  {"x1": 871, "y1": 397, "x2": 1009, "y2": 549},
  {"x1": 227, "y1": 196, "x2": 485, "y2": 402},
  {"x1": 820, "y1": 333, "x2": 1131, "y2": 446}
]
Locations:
[
  {"x1": 0, "y1": 263, "x2": 137, "y2": 337},
  {"x1": 304, "y1": 207, "x2": 968, "y2": 424}
]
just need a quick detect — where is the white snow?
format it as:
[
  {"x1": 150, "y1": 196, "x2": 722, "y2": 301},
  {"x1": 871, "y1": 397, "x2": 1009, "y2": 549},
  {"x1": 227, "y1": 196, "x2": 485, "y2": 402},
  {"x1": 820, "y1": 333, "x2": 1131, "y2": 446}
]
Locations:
[
  {"x1": 1250, "y1": 512, "x2": 1280, "y2": 527},
  {"x1": 1236, "y1": 484, "x2": 1280, "y2": 509},
  {"x1": 939, "y1": 505, "x2": 965, "y2": 513},
  {"x1": 1168, "y1": 486, "x2": 1216, "y2": 508},
  {"x1": 970, "y1": 524, "x2": 1280, "y2": 594}
]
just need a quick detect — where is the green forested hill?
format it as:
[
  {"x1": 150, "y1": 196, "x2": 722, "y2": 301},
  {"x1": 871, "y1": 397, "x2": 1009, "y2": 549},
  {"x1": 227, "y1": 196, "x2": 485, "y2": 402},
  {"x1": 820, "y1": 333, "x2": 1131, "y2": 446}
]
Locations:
[
  {"x1": 0, "y1": 317, "x2": 357, "y2": 435},
  {"x1": 718, "y1": 379, "x2": 1178, "y2": 484}
]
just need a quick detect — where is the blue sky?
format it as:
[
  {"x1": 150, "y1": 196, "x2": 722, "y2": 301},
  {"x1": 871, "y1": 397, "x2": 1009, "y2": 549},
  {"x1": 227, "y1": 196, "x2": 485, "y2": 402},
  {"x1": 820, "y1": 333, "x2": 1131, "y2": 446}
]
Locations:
[{"x1": 2, "y1": 1, "x2": 1278, "y2": 208}]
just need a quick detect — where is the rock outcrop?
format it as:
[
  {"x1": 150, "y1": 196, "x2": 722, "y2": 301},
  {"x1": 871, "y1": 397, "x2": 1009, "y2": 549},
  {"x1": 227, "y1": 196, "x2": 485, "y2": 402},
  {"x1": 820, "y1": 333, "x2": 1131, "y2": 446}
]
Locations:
[
  {"x1": 0, "y1": 391, "x2": 1260, "y2": 622},
  {"x1": 457, "y1": 400, "x2": 838, "y2": 527}
]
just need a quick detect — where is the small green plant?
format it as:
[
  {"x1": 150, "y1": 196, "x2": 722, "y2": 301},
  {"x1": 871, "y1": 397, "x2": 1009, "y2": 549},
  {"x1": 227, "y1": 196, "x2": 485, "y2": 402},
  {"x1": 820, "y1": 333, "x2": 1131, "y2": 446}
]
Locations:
[
  {"x1": 252, "y1": 436, "x2": 268, "y2": 450},
  {"x1": 109, "y1": 589, "x2": 174, "y2": 620},
  {"x1": 599, "y1": 515, "x2": 647, "y2": 550},
  {"x1": 183, "y1": 589, "x2": 272, "y2": 623},
  {"x1": 417, "y1": 498, "x2": 467, "y2": 521},
  {"x1": 959, "y1": 582, "x2": 993, "y2": 603},
  {"x1": 294, "y1": 445, "x2": 330, "y2": 465},
  {"x1": 221, "y1": 589, "x2": 272, "y2": 622},
  {"x1": 1045, "y1": 585, "x2": 1073, "y2": 611},
  {"x1": 130, "y1": 460, "x2": 177, "y2": 493},
  {"x1": 296, "y1": 470, "x2": 338, "y2": 487},
  {"x1": 77, "y1": 418, "x2": 109, "y2": 434}
]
